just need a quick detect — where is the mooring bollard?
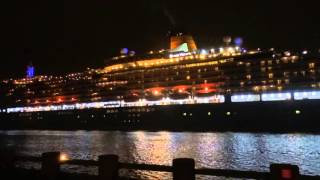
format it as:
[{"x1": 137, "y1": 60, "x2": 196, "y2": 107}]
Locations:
[
  {"x1": 98, "y1": 154, "x2": 119, "y2": 180},
  {"x1": 270, "y1": 164, "x2": 300, "y2": 180},
  {"x1": 41, "y1": 152, "x2": 60, "y2": 179},
  {"x1": 172, "y1": 158, "x2": 195, "y2": 180}
]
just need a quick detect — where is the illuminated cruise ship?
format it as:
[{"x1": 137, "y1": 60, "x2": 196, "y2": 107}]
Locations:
[{"x1": 0, "y1": 33, "x2": 320, "y2": 131}]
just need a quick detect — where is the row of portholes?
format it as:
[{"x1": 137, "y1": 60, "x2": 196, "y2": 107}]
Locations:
[
  {"x1": 19, "y1": 109, "x2": 303, "y2": 121},
  {"x1": 126, "y1": 108, "x2": 156, "y2": 113},
  {"x1": 105, "y1": 109, "x2": 119, "y2": 113},
  {"x1": 182, "y1": 111, "x2": 232, "y2": 117},
  {"x1": 122, "y1": 119, "x2": 140, "y2": 123},
  {"x1": 182, "y1": 110, "x2": 302, "y2": 117},
  {"x1": 127, "y1": 114, "x2": 141, "y2": 117},
  {"x1": 76, "y1": 114, "x2": 118, "y2": 119}
]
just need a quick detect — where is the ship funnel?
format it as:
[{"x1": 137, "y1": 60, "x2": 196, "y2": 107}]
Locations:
[{"x1": 170, "y1": 33, "x2": 197, "y2": 52}]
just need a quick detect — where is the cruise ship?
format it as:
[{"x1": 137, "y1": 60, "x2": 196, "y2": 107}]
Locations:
[{"x1": 1, "y1": 33, "x2": 320, "y2": 132}]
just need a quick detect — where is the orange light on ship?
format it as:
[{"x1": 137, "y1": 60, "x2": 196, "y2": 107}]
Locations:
[
  {"x1": 173, "y1": 85, "x2": 190, "y2": 92},
  {"x1": 132, "y1": 92, "x2": 139, "y2": 96},
  {"x1": 147, "y1": 87, "x2": 164, "y2": 95},
  {"x1": 197, "y1": 88, "x2": 217, "y2": 94},
  {"x1": 153, "y1": 90, "x2": 159, "y2": 95},
  {"x1": 57, "y1": 98, "x2": 62, "y2": 102},
  {"x1": 71, "y1": 97, "x2": 76, "y2": 101}
]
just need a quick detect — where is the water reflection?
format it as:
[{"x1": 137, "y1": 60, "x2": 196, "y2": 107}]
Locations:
[{"x1": 0, "y1": 131, "x2": 319, "y2": 179}]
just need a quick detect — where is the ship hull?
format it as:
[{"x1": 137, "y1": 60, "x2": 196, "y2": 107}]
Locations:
[{"x1": 0, "y1": 100, "x2": 319, "y2": 132}]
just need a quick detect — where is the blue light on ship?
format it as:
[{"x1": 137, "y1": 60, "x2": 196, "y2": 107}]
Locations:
[
  {"x1": 234, "y1": 37, "x2": 243, "y2": 46},
  {"x1": 26, "y1": 65, "x2": 35, "y2": 78}
]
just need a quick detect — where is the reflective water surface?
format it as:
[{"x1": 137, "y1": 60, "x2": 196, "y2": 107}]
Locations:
[{"x1": 0, "y1": 131, "x2": 319, "y2": 179}]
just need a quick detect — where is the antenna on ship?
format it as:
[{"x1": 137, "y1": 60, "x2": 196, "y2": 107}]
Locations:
[{"x1": 223, "y1": 36, "x2": 232, "y2": 46}]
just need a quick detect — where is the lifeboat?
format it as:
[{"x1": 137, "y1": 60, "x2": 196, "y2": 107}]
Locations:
[
  {"x1": 168, "y1": 90, "x2": 190, "y2": 100},
  {"x1": 144, "y1": 87, "x2": 166, "y2": 101},
  {"x1": 124, "y1": 91, "x2": 141, "y2": 102}
]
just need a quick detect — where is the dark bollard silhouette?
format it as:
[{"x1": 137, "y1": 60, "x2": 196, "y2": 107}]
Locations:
[
  {"x1": 98, "y1": 154, "x2": 119, "y2": 180},
  {"x1": 41, "y1": 152, "x2": 60, "y2": 179},
  {"x1": 0, "y1": 150, "x2": 15, "y2": 169},
  {"x1": 270, "y1": 164, "x2": 300, "y2": 180},
  {"x1": 172, "y1": 158, "x2": 195, "y2": 180}
]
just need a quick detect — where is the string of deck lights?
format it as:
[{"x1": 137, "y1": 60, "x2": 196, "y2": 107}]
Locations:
[{"x1": 4, "y1": 91, "x2": 320, "y2": 113}]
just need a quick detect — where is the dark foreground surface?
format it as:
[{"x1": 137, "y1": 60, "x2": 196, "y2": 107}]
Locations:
[{"x1": 0, "y1": 167, "x2": 135, "y2": 180}]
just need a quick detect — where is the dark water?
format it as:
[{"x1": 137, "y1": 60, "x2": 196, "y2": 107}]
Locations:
[{"x1": 0, "y1": 131, "x2": 319, "y2": 179}]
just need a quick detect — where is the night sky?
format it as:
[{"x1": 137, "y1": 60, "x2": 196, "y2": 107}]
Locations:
[{"x1": 1, "y1": 0, "x2": 320, "y2": 78}]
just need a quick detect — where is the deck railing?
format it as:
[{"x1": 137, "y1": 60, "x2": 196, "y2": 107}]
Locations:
[{"x1": 1, "y1": 151, "x2": 319, "y2": 179}]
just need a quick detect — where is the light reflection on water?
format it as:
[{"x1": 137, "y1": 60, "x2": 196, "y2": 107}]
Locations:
[{"x1": 0, "y1": 130, "x2": 319, "y2": 179}]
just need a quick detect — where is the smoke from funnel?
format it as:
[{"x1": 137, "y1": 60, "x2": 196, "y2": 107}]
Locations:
[{"x1": 163, "y1": 6, "x2": 176, "y2": 26}]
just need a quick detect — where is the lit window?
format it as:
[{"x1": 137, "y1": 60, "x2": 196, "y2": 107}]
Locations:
[
  {"x1": 231, "y1": 94, "x2": 260, "y2": 102},
  {"x1": 277, "y1": 80, "x2": 282, "y2": 85},
  {"x1": 309, "y1": 63, "x2": 315, "y2": 69},
  {"x1": 261, "y1": 93, "x2": 291, "y2": 101},
  {"x1": 186, "y1": 75, "x2": 190, "y2": 80},
  {"x1": 183, "y1": 112, "x2": 187, "y2": 116},
  {"x1": 285, "y1": 79, "x2": 290, "y2": 84},
  {"x1": 294, "y1": 91, "x2": 320, "y2": 100},
  {"x1": 208, "y1": 112, "x2": 211, "y2": 116},
  {"x1": 295, "y1": 110, "x2": 301, "y2": 115},
  {"x1": 268, "y1": 73, "x2": 274, "y2": 79},
  {"x1": 226, "y1": 112, "x2": 231, "y2": 116}
]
